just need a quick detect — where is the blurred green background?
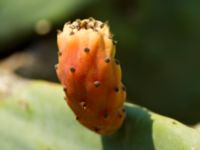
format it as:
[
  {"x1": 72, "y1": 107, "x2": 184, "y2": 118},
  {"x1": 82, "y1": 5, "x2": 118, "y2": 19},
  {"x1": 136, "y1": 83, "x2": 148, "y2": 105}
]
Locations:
[{"x1": 0, "y1": 0, "x2": 200, "y2": 125}]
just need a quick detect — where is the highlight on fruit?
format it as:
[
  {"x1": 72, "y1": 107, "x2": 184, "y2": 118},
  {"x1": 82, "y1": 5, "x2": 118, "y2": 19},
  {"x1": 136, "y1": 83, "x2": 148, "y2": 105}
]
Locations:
[{"x1": 55, "y1": 18, "x2": 126, "y2": 135}]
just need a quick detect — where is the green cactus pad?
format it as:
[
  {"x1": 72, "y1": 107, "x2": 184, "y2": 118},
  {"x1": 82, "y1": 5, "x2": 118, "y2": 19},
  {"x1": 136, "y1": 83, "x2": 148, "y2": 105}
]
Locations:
[
  {"x1": 0, "y1": 73, "x2": 200, "y2": 150},
  {"x1": 103, "y1": 103, "x2": 200, "y2": 150}
]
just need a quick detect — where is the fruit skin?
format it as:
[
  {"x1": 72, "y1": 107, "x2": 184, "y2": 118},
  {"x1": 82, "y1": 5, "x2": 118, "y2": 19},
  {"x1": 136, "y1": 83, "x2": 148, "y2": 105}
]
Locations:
[{"x1": 56, "y1": 18, "x2": 126, "y2": 135}]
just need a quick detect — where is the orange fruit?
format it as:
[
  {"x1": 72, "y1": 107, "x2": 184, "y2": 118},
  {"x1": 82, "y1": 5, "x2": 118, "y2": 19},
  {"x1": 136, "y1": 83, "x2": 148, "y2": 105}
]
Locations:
[{"x1": 56, "y1": 18, "x2": 126, "y2": 135}]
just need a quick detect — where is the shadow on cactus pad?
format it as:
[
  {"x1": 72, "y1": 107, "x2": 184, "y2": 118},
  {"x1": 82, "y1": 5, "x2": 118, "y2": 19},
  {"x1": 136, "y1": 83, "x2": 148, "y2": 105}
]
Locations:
[{"x1": 102, "y1": 104, "x2": 154, "y2": 150}]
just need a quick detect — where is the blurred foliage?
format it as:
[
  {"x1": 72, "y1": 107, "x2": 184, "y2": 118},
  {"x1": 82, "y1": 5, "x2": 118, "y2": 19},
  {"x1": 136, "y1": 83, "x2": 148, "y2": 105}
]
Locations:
[
  {"x1": 0, "y1": 71, "x2": 200, "y2": 150},
  {"x1": 0, "y1": 0, "x2": 200, "y2": 124},
  {"x1": 83, "y1": 0, "x2": 200, "y2": 124},
  {"x1": 0, "y1": 0, "x2": 94, "y2": 51}
]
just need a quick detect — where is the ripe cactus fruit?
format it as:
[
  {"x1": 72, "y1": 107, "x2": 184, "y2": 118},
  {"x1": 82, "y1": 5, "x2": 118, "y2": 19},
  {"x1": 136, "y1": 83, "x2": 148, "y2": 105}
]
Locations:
[{"x1": 56, "y1": 18, "x2": 126, "y2": 135}]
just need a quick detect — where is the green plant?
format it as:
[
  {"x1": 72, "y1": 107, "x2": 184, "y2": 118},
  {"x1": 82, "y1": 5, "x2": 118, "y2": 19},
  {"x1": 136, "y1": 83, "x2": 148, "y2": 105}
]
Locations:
[
  {"x1": 55, "y1": 18, "x2": 200, "y2": 149},
  {"x1": 0, "y1": 76, "x2": 199, "y2": 149},
  {"x1": 0, "y1": 16, "x2": 200, "y2": 149}
]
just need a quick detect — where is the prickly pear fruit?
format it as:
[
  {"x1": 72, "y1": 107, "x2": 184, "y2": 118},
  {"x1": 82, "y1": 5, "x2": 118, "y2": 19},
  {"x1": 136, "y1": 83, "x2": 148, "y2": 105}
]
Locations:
[{"x1": 56, "y1": 18, "x2": 126, "y2": 135}]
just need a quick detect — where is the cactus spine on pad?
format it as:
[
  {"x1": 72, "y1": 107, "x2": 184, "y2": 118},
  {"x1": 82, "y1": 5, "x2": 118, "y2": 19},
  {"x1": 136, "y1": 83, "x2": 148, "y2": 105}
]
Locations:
[{"x1": 56, "y1": 18, "x2": 126, "y2": 135}]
